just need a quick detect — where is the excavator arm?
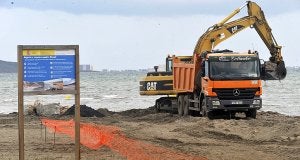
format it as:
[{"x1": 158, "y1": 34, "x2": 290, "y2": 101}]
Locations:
[
  {"x1": 247, "y1": 2, "x2": 282, "y2": 62},
  {"x1": 193, "y1": 1, "x2": 286, "y2": 80},
  {"x1": 193, "y1": 16, "x2": 256, "y2": 54}
]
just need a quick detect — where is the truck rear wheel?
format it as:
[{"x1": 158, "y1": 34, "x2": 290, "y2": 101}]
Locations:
[
  {"x1": 177, "y1": 95, "x2": 184, "y2": 116},
  {"x1": 183, "y1": 95, "x2": 189, "y2": 116},
  {"x1": 245, "y1": 109, "x2": 257, "y2": 119}
]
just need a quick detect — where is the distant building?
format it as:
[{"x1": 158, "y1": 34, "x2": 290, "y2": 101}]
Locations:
[
  {"x1": 80, "y1": 64, "x2": 93, "y2": 72},
  {"x1": 101, "y1": 69, "x2": 108, "y2": 72}
]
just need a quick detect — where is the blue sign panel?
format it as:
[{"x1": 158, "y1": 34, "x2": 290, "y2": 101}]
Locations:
[
  {"x1": 23, "y1": 55, "x2": 75, "y2": 82},
  {"x1": 22, "y1": 49, "x2": 76, "y2": 92}
]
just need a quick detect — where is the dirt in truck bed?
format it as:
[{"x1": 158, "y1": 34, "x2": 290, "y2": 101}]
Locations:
[{"x1": 0, "y1": 107, "x2": 299, "y2": 160}]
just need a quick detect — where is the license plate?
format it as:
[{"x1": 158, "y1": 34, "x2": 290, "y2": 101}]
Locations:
[{"x1": 231, "y1": 100, "x2": 243, "y2": 104}]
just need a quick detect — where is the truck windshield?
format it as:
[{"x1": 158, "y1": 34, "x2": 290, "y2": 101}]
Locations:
[{"x1": 209, "y1": 60, "x2": 260, "y2": 80}]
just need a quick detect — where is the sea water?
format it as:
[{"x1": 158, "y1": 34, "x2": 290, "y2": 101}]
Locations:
[
  {"x1": 0, "y1": 71, "x2": 159, "y2": 114},
  {"x1": 0, "y1": 68, "x2": 299, "y2": 116}
]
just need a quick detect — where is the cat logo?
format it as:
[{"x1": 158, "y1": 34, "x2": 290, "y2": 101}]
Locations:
[
  {"x1": 227, "y1": 25, "x2": 244, "y2": 34},
  {"x1": 231, "y1": 26, "x2": 238, "y2": 34},
  {"x1": 146, "y1": 82, "x2": 157, "y2": 91}
]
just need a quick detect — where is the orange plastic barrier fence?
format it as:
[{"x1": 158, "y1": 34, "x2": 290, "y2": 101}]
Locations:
[{"x1": 41, "y1": 118, "x2": 207, "y2": 160}]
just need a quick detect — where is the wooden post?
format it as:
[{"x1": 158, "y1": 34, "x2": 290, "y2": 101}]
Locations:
[
  {"x1": 40, "y1": 121, "x2": 42, "y2": 140},
  {"x1": 54, "y1": 126, "x2": 56, "y2": 146},
  {"x1": 74, "y1": 45, "x2": 81, "y2": 160},
  {"x1": 18, "y1": 45, "x2": 80, "y2": 159},
  {"x1": 45, "y1": 125, "x2": 47, "y2": 143},
  {"x1": 18, "y1": 45, "x2": 25, "y2": 160}
]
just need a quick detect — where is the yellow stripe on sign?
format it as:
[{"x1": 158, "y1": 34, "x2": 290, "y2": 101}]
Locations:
[{"x1": 22, "y1": 50, "x2": 55, "y2": 56}]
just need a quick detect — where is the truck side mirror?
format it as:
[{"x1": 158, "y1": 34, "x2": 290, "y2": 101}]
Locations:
[
  {"x1": 260, "y1": 63, "x2": 266, "y2": 79},
  {"x1": 201, "y1": 69, "x2": 205, "y2": 77},
  {"x1": 201, "y1": 61, "x2": 206, "y2": 77}
]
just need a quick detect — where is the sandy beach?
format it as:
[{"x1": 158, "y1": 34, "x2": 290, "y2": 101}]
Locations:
[{"x1": 0, "y1": 107, "x2": 299, "y2": 160}]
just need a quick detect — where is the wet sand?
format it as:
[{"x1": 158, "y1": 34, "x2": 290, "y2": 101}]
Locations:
[{"x1": 0, "y1": 108, "x2": 299, "y2": 160}]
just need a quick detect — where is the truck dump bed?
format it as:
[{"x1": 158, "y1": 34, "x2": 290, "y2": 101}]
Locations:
[{"x1": 172, "y1": 56, "x2": 196, "y2": 93}]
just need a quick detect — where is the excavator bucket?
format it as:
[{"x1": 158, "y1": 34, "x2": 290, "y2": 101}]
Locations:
[{"x1": 262, "y1": 61, "x2": 287, "y2": 80}]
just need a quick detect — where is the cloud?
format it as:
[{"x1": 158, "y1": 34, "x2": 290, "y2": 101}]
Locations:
[
  {"x1": 2, "y1": 0, "x2": 300, "y2": 16},
  {"x1": 0, "y1": 7, "x2": 299, "y2": 70},
  {"x1": 0, "y1": 7, "x2": 218, "y2": 70}
]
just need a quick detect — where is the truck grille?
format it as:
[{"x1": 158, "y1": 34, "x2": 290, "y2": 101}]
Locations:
[{"x1": 213, "y1": 88, "x2": 258, "y2": 100}]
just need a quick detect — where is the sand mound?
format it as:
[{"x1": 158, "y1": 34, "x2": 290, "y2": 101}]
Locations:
[
  {"x1": 62, "y1": 105, "x2": 105, "y2": 117},
  {"x1": 96, "y1": 108, "x2": 115, "y2": 116},
  {"x1": 117, "y1": 106, "x2": 156, "y2": 117}
]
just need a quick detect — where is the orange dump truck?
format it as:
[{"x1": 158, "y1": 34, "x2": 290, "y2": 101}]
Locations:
[
  {"x1": 139, "y1": 1, "x2": 286, "y2": 119},
  {"x1": 172, "y1": 51, "x2": 264, "y2": 118}
]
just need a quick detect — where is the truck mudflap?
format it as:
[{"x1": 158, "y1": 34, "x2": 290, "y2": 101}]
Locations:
[{"x1": 206, "y1": 96, "x2": 262, "y2": 111}]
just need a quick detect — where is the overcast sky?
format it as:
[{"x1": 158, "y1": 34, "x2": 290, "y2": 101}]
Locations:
[{"x1": 0, "y1": 0, "x2": 299, "y2": 70}]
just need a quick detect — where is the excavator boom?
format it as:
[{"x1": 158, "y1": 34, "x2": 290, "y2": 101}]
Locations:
[{"x1": 193, "y1": 1, "x2": 286, "y2": 80}]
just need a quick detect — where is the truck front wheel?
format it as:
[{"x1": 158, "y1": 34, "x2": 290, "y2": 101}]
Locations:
[
  {"x1": 200, "y1": 96, "x2": 208, "y2": 117},
  {"x1": 201, "y1": 96, "x2": 214, "y2": 119}
]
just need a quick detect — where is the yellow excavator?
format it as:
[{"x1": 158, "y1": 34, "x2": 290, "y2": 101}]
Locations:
[
  {"x1": 140, "y1": 1, "x2": 286, "y2": 118},
  {"x1": 193, "y1": 1, "x2": 286, "y2": 79}
]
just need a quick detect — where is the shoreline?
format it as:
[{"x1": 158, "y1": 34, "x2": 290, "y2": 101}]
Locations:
[{"x1": 1, "y1": 107, "x2": 300, "y2": 118}]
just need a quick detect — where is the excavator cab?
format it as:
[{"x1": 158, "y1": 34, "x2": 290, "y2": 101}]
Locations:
[
  {"x1": 139, "y1": 55, "x2": 193, "y2": 96},
  {"x1": 166, "y1": 56, "x2": 173, "y2": 72}
]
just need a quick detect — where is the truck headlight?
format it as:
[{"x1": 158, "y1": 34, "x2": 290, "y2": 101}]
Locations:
[
  {"x1": 253, "y1": 100, "x2": 260, "y2": 105},
  {"x1": 212, "y1": 100, "x2": 220, "y2": 106}
]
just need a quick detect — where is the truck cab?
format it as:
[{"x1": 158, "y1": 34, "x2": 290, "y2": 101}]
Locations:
[{"x1": 200, "y1": 51, "x2": 262, "y2": 118}]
